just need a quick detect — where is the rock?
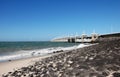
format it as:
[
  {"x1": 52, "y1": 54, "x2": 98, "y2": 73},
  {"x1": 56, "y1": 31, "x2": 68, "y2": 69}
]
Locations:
[
  {"x1": 113, "y1": 72, "x2": 120, "y2": 77},
  {"x1": 89, "y1": 57, "x2": 94, "y2": 60},
  {"x1": 67, "y1": 60, "x2": 73, "y2": 64}
]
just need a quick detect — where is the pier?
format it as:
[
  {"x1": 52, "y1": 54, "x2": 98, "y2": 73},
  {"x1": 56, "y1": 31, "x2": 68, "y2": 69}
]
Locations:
[
  {"x1": 51, "y1": 33, "x2": 120, "y2": 43},
  {"x1": 51, "y1": 33, "x2": 99, "y2": 43}
]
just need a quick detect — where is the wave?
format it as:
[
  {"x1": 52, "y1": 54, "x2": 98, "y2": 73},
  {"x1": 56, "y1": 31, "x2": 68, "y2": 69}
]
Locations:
[{"x1": 0, "y1": 43, "x2": 93, "y2": 62}]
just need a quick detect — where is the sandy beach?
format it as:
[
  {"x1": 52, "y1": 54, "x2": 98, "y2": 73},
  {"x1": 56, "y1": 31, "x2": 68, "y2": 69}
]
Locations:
[
  {"x1": 0, "y1": 56, "x2": 46, "y2": 76},
  {"x1": 0, "y1": 53, "x2": 62, "y2": 76}
]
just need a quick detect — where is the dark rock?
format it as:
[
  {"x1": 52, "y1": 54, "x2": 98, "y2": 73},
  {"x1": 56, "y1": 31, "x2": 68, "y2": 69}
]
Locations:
[
  {"x1": 102, "y1": 71, "x2": 109, "y2": 76},
  {"x1": 113, "y1": 72, "x2": 120, "y2": 77}
]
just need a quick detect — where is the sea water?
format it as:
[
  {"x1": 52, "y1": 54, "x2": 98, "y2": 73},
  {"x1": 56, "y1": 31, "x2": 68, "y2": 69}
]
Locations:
[{"x1": 0, "y1": 41, "x2": 90, "y2": 62}]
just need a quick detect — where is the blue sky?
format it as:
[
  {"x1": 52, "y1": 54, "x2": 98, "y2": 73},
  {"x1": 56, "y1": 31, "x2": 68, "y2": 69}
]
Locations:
[{"x1": 0, "y1": 0, "x2": 120, "y2": 41}]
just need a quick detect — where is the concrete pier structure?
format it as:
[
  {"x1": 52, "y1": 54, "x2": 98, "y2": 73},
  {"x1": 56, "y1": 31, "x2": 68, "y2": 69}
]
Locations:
[
  {"x1": 51, "y1": 33, "x2": 99, "y2": 43},
  {"x1": 51, "y1": 33, "x2": 120, "y2": 43}
]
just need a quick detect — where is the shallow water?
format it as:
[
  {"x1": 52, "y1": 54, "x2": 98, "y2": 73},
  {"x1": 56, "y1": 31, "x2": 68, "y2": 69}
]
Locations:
[{"x1": 0, "y1": 41, "x2": 80, "y2": 62}]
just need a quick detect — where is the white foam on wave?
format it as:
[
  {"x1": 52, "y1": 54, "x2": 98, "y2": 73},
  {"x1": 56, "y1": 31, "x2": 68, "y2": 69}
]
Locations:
[
  {"x1": 77, "y1": 43, "x2": 93, "y2": 48},
  {"x1": 0, "y1": 44, "x2": 93, "y2": 62}
]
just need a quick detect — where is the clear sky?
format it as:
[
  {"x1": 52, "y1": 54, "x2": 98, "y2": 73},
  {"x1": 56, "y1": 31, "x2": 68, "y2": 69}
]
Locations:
[{"x1": 0, "y1": 0, "x2": 120, "y2": 41}]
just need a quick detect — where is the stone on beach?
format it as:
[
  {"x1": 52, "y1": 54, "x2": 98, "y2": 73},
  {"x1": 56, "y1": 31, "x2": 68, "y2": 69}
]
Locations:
[{"x1": 2, "y1": 39, "x2": 120, "y2": 77}]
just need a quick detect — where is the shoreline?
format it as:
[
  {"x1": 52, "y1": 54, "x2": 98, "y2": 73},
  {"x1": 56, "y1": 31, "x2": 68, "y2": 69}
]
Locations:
[
  {"x1": 0, "y1": 43, "x2": 93, "y2": 62},
  {"x1": 0, "y1": 45, "x2": 78, "y2": 62},
  {"x1": 0, "y1": 43, "x2": 96, "y2": 76},
  {"x1": 1, "y1": 39, "x2": 120, "y2": 77},
  {"x1": 0, "y1": 52, "x2": 63, "y2": 76}
]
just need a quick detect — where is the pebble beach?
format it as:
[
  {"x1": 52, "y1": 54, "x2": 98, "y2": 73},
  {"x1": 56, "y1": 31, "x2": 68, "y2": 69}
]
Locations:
[{"x1": 1, "y1": 38, "x2": 120, "y2": 77}]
